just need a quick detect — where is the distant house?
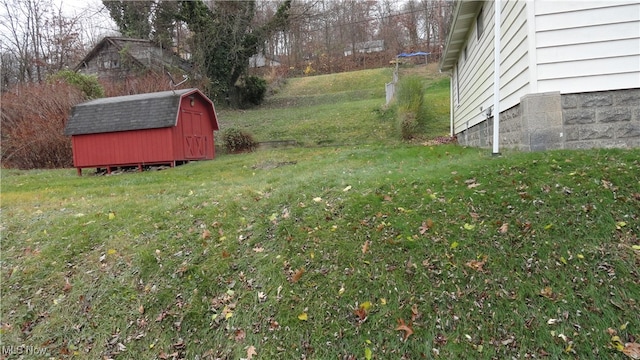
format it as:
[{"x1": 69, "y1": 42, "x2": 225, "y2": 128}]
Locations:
[
  {"x1": 440, "y1": 1, "x2": 640, "y2": 151},
  {"x1": 249, "y1": 53, "x2": 281, "y2": 68},
  {"x1": 75, "y1": 37, "x2": 192, "y2": 79},
  {"x1": 64, "y1": 88, "x2": 219, "y2": 175},
  {"x1": 344, "y1": 40, "x2": 385, "y2": 57}
]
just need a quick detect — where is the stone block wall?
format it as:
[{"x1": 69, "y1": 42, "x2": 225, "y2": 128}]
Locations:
[
  {"x1": 456, "y1": 88, "x2": 640, "y2": 151},
  {"x1": 562, "y1": 88, "x2": 640, "y2": 149},
  {"x1": 458, "y1": 105, "x2": 523, "y2": 150}
]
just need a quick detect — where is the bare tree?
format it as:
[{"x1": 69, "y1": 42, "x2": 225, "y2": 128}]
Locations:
[
  {"x1": 1, "y1": 48, "x2": 18, "y2": 91},
  {"x1": 42, "y1": 5, "x2": 85, "y2": 73},
  {"x1": 401, "y1": 0, "x2": 420, "y2": 50},
  {"x1": 426, "y1": 0, "x2": 454, "y2": 57},
  {"x1": 1, "y1": 0, "x2": 98, "y2": 87},
  {"x1": 25, "y1": 0, "x2": 47, "y2": 81},
  {"x1": 1, "y1": 0, "x2": 40, "y2": 83},
  {"x1": 374, "y1": 0, "x2": 405, "y2": 55}
]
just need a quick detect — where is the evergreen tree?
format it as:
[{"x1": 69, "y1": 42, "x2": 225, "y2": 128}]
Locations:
[
  {"x1": 178, "y1": 0, "x2": 291, "y2": 106},
  {"x1": 102, "y1": 1, "x2": 153, "y2": 39},
  {"x1": 102, "y1": 0, "x2": 291, "y2": 107}
]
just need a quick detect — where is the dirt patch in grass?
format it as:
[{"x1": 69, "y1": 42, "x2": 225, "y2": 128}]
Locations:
[{"x1": 251, "y1": 160, "x2": 298, "y2": 170}]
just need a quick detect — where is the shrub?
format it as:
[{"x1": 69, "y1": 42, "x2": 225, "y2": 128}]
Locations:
[
  {"x1": 1, "y1": 82, "x2": 85, "y2": 169},
  {"x1": 238, "y1": 76, "x2": 268, "y2": 107},
  {"x1": 221, "y1": 127, "x2": 257, "y2": 153},
  {"x1": 48, "y1": 69, "x2": 104, "y2": 99},
  {"x1": 264, "y1": 67, "x2": 288, "y2": 97},
  {"x1": 395, "y1": 75, "x2": 426, "y2": 140},
  {"x1": 399, "y1": 112, "x2": 420, "y2": 140}
]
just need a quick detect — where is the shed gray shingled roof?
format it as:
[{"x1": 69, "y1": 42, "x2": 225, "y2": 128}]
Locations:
[{"x1": 65, "y1": 88, "x2": 196, "y2": 136}]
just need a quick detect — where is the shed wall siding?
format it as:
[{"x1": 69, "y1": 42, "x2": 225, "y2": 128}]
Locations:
[
  {"x1": 72, "y1": 128, "x2": 174, "y2": 167},
  {"x1": 173, "y1": 97, "x2": 216, "y2": 160},
  {"x1": 535, "y1": 1, "x2": 640, "y2": 93}
]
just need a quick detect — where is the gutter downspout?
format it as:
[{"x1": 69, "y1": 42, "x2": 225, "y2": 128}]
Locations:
[
  {"x1": 492, "y1": 0, "x2": 501, "y2": 155},
  {"x1": 450, "y1": 72, "x2": 454, "y2": 137}
]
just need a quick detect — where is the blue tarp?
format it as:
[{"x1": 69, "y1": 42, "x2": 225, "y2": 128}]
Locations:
[{"x1": 397, "y1": 52, "x2": 430, "y2": 57}]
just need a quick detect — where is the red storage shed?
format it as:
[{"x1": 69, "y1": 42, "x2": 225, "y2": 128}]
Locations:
[{"x1": 65, "y1": 88, "x2": 219, "y2": 175}]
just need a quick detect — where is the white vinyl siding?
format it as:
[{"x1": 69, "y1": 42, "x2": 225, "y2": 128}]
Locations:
[
  {"x1": 453, "y1": 1, "x2": 529, "y2": 134},
  {"x1": 499, "y1": 1, "x2": 529, "y2": 111},
  {"x1": 453, "y1": 2, "x2": 495, "y2": 134},
  {"x1": 535, "y1": 1, "x2": 640, "y2": 93},
  {"x1": 446, "y1": 0, "x2": 639, "y2": 137}
]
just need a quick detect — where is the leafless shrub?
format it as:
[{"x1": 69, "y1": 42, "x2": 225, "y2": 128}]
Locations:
[{"x1": 1, "y1": 82, "x2": 84, "y2": 169}]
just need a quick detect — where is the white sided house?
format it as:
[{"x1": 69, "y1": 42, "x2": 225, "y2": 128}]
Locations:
[{"x1": 440, "y1": 1, "x2": 640, "y2": 151}]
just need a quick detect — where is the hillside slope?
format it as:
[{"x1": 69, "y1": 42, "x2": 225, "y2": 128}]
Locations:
[
  {"x1": 2, "y1": 145, "x2": 639, "y2": 359},
  {"x1": 1, "y1": 65, "x2": 638, "y2": 359},
  {"x1": 218, "y1": 64, "x2": 450, "y2": 146}
]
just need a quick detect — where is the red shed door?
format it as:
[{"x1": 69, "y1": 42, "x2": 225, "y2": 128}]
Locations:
[{"x1": 182, "y1": 110, "x2": 206, "y2": 159}]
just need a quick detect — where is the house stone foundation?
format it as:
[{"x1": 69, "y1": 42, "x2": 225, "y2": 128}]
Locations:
[{"x1": 456, "y1": 88, "x2": 640, "y2": 151}]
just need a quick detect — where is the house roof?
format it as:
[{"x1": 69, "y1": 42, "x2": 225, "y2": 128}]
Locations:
[
  {"x1": 64, "y1": 88, "x2": 216, "y2": 136},
  {"x1": 439, "y1": 1, "x2": 483, "y2": 72},
  {"x1": 74, "y1": 37, "x2": 192, "y2": 73}
]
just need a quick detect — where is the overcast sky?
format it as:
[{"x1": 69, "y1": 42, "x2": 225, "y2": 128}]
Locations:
[
  {"x1": 56, "y1": 0, "x2": 118, "y2": 43},
  {"x1": 57, "y1": 0, "x2": 105, "y2": 15},
  {"x1": 0, "y1": 0, "x2": 114, "y2": 51}
]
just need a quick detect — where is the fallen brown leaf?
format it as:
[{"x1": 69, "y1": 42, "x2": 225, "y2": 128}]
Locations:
[
  {"x1": 362, "y1": 240, "x2": 371, "y2": 254},
  {"x1": 411, "y1": 304, "x2": 420, "y2": 321},
  {"x1": 354, "y1": 307, "x2": 367, "y2": 323},
  {"x1": 419, "y1": 219, "x2": 433, "y2": 234},
  {"x1": 467, "y1": 182, "x2": 481, "y2": 189},
  {"x1": 155, "y1": 310, "x2": 168, "y2": 322},
  {"x1": 291, "y1": 268, "x2": 305, "y2": 283},
  {"x1": 63, "y1": 278, "x2": 72, "y2": 293},
  {"x1": 465, "y1": 256, "x2": 488, "y2": 272},
  {"x1": 246, "y1": 345, "x2": 257, "y2": 360},
  {"x1": 158, "y1": 351, "x2": 179, "y2": 360},
  {"x1": 235, "y1": 329, "x2": 246, "y2": 342},
  {"x1": 395, "y1": 318, "x2": 413, "y2": 341},
  {"x1": 434, "y1": 333, "x2": 448, "y2": 346},
  {"x1": 540, "y1": 286, "x2": 555, "y2": 300},
  {"x1": 623, "y1": 342, "x2": 640, "y2": 359}
]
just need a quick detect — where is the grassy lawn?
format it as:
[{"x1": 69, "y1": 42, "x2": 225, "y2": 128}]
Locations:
[
  {"x1": 2, "y1": 146, "x2": 639, "y2": 359},
  {"x1": 1, "y1": 65, "x2": 639, "y2": 359},
  {"x1": 218, "y1": 64, "x2": 450, "y2": 146}
]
